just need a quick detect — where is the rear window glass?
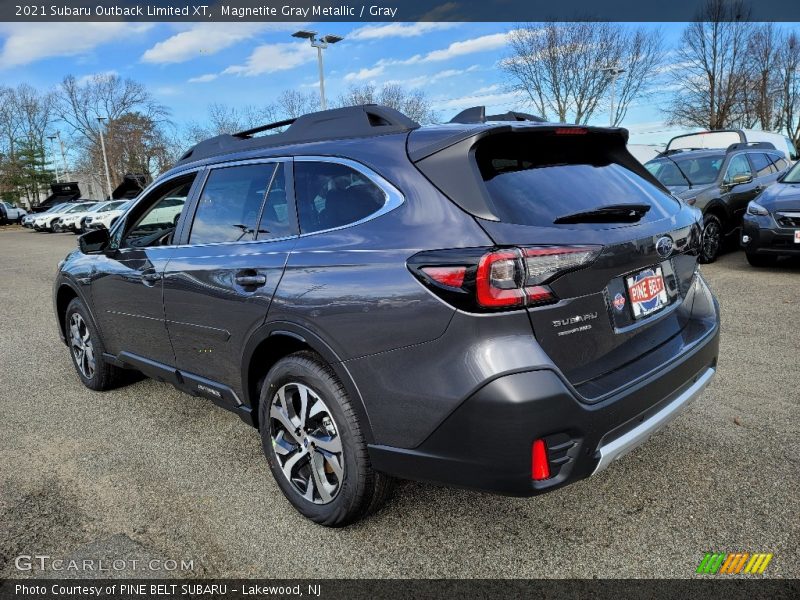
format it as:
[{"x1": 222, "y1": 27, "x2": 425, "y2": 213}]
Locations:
[{"x1": 476, "y1": 135, "x2": 678, "y2": 227}]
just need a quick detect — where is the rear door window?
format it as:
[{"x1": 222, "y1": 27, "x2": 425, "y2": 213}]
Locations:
[
  {"x1": 476, "y1": 134, "x2": 679, "y2": 227},
  {"x1": 189, "y1": 163, "x2": 277, "y2": 244},
  {"x1": 294, "y1": 161, "x2": 387, "y2": 234},
  {"x1": 749, "y1": 153, "x2": 775, "y2": 176}
]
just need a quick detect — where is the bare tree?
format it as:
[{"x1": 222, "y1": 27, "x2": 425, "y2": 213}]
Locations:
[
  {"x1": 336, "y1": 83, "x2": 438, "y2": 123},
  {"x1": 276, "y1": 90, "x2": 319, "y2": 119},
  {"x1": 504, "y1": 22, "x2": 662, "y2": 125},
  {"x1": 56, "y1": 73, "x2": 169, "y2": 186},
  {"x1": 739, "y1": 23, "x2": 782, "y2": 130},
  {"x1": 778, "y1": 32, "x2": 800, "y2": 148},
  {"x1": 667, "y1": 0, "x2": 752, "y2": 130}
]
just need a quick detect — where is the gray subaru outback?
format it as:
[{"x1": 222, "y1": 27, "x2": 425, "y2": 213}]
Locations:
[{"x1": 54, "y1": 105, "x2": 720, "y2": 526}]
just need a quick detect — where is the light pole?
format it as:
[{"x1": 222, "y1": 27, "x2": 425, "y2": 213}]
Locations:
[
  {"x1": 600, "y1": 66, "x2": 626, "y2": 127},
  {"x1": 47, "y1": 135, "x2": 61, "y2": 183},
  {"x1": 292, "y1": 30, "x2": 344, "y2": 111},
  {"x1": 55, "y1": 130, "x2": 70, "y2": 181},
  {"x1": 97, "y1": 117, "x2": 113, "y2": 199}
]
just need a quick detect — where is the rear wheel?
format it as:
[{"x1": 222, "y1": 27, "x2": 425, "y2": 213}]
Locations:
[
  {"x1": 699, "y1": 214, "x2": 724, "y2": 264},
  {"x1": 746, "y1": 252, "x2": 777, "y2": 267},
  {"x1": 65, "y1": 298, "x2": 121, "y2": 391},
  {"x1": 258, "y1": 351, "x2": 393, "y2": 526}
]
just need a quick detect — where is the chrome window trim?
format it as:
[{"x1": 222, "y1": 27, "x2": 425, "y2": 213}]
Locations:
[{"x1": 293, "y1": 155, "x2": 405, "y2": 237}]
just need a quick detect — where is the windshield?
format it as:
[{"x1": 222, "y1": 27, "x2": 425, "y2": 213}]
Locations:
[
  {"x1": 645, "y1": 155, "x2": 723, "y2": 186},
  {"x1": 780, "y1": 160, "x2": 800, "y2": 183}
]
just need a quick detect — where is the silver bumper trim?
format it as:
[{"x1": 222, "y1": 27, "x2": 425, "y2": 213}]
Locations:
[{"x1": 593, "y1": 367, "x2": 716, "y2": 474}]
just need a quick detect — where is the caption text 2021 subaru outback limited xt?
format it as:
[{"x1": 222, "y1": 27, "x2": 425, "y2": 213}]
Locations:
[{"x1": 54, "y1": 105, "x2": 720, "y2": 526}]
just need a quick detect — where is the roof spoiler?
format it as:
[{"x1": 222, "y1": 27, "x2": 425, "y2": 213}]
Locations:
[
  {"x1": 177, "y1": 104, "x2": 421, "y2": 166},
  {"x1": 449, "y1": 106, "x2": 546, "y2": 124}
]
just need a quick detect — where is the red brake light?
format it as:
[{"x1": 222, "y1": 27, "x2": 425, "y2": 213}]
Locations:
[
  {"x1": 555, "y1": 127, "x2": 588, "y2": 135},
  {"x1": 420, "y1": 266, "x2": 467, "y2": 288},
  {"x1": 532, "y1": 439, "x2": 550, "y2": 480},
  {"x1": 476, "y1": 250, "x2": 526, "y2": 307}
]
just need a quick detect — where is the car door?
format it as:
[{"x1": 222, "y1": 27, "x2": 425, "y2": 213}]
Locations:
[
  {"x1": 89, "y1": 172, "x2": 200, "y2": 372},
  {"x1": 161, "y1": 160, "x2": 296, "y2": 402},
  {"x1": 722, "y1": 153, "x2": 759, "y2": 223}
]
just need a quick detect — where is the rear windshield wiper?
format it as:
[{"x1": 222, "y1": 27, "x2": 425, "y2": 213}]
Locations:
[{"x1": 553, "y1": 203, "x2": 651, "y2": 224}]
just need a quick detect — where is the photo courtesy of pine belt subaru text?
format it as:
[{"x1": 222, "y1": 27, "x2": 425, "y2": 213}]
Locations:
[{"x1": 54, "y1": 104, "x2": 721, "y2": 526}]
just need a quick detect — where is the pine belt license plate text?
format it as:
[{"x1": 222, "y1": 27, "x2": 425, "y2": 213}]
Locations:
[{"x1": 626, "y1": 266, "x2": 668, "y2": 319}]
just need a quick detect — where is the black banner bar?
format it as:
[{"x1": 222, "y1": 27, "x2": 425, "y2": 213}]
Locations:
[
  {"x1": 4, "y1": 0, "x2": 800, "y2": 23},
  {"x1": 1, "y1": 579, "x2": 799, "y2": 600}
]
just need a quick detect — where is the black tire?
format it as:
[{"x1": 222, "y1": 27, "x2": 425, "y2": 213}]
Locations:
[
  {"x1": 746, "y1": 252, "x2": 777, "y2": 267},
  {"x1": 699, "y1": 214, "x2": 724, "y2": 264},
  {"x1": 64, "y1": 298, "x2": 122, "y2": 391},
  {"x1": 258, "y1": 351, "x2": 393, "y2": 527}
]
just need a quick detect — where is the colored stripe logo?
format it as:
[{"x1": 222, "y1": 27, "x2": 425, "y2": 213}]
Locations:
[{"x1": 697, "y1": 552, "x2": 773, "y2": 574}]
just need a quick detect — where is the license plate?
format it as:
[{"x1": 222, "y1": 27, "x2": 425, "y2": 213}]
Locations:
[
  {"x1": 626, "y1": 266, "x2": 668, "y2": 319},
  {"x1": 795, "y1": 230, "x2": 800, "y2": 244}
]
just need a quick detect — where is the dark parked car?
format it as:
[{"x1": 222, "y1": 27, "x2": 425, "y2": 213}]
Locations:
[
  {"x1": 54, "y1": 105, "x2": 720, "y2": 526},
  {"x1": 741, "y1": 160, "x2": 800, "y2": 266},
  {"x1": 645, "y1": 143, "x2": 789, "y2": 263}
]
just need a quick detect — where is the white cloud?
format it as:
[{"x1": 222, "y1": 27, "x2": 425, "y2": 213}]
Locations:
[
  {"x1": 348, "y1": 22, "x2": 457, "y2": 41},
  {"x1": 344, "y1": 66, "x2": 385, "y2": 82},
  {"x1": 188, "y1": 73, "x2": 219, "y2": 84},
  {"x1": 222, "y1": 42, "x2": 315, "y2": 77},
  {"x1": 437, "y1": 89, "x2": 527, "y2": 112},
  {"x1": 380, "y1": 31, "x2": 515, "y2": 67},
  {"x1": 384, "y1": 65, "x2": 479, "y2": 88},
  {"x1": 0, "y1": 23, "x2": 151, "y2": 68},
  {"x1": 141, "y1": 23, "x2": 289, "y2": 64},
  {"x1": 76, "y1": 70, "x2": 118, "y2": 85}
]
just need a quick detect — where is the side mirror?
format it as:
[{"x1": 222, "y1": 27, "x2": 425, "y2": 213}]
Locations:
[
  {"x1": 78, "y1": 228, "x2": 110, "y2": 254},
  {"x1": 727, "y1": 173, "x2": 753, "y2": 187}
]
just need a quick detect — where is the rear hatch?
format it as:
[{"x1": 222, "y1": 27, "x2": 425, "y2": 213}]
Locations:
[{"x1": 412, "y1": 124, "x2": 702, "y2": 400}]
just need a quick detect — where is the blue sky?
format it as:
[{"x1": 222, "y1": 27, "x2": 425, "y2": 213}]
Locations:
[{"x1": 0, "y1": 21, "x2": 691, "y2": 145}]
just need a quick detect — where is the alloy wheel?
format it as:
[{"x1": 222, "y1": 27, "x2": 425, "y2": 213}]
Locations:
[
  {"x1": 69, "y1": 313, "x2": 96, "y2": 379},
  {"x1": 269, "y1": 382, "x2": 344, "y2": 504},
  {"x1": 702, "y1": 220, "x2": 721, "y2": 261}
]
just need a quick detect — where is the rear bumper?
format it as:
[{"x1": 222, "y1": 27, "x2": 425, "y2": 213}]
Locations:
[
  {"x1": 742, "y1": 214, "x2": 800, "y2": 255},
  {"x1": 368, "y1": 297, "x2": 719, "y2": 496}
]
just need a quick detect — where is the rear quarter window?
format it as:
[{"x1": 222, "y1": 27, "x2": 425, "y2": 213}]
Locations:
[{"x1": 475, "y1": 134, "x2": 679, "y2": 227}]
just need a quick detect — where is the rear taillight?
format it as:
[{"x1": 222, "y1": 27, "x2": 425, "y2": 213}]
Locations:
[{"x1": 409, "y1": 245, "x2": 600, "y2": 312}]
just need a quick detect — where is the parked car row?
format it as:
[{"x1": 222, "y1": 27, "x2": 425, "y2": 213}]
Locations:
[
  {"x1": 644, "y1": 138, "x2": 800, "y2": 265},
  {"x1": 21, "y1": 200, "x2": 133, "y2": 234}
]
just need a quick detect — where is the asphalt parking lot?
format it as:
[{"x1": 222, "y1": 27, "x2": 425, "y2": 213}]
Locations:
[{"x1": 0, "y1": 227, "x2": 798, "y2": 579}]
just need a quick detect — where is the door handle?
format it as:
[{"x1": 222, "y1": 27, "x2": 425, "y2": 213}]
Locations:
[{"x1": 235, "y1": 273, "x2": 267, "y2": 287}]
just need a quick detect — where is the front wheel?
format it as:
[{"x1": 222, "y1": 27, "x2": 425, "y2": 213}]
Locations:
[
  {"x1": 699, "y1": 214, "x2": 724, "y2": 264},
  {"x1": 65, "y1": 298, "x2": 122, "y2": 391},
  {"x1": 258, "y1": 351, "x2": 393, "y2": 527}
]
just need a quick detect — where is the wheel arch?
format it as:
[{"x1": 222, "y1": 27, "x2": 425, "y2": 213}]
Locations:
[
  {"x1": 241, "y1": 321, "x2": 374, "y2": 441},
  {"x1": 55, "y1": 280, "x2": 98, "y2": 345},
  {"x1": 703, "y1": 200, "x2": 731, "y2": 229}
]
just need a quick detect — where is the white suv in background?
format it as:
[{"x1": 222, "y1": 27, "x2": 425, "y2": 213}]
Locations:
[
  {"x1": 60, "y1": 201, "x2": 128, "y2": 234},
  {"x1": 34, "y1": 202, "x2": 96, "y2": 232},
  {"x1": 0, "y1": 201, "x2": 27, "y2": 224},
  {"x1": 85, "y1": 200, "x2": 133, "y2": 230}
]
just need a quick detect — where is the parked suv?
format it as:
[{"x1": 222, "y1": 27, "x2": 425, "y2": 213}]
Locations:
[
  {"x1": 741, "y1": 159, "x2": 800, "y2": 265},
  {"x1": 55, "y1": 105, "x2": 720, "y2": 526},
  {"x1": 0, "y1": 201, "x2": 27, "y2": 224},
  {"x1": 85, "y1": 200, "x2": 133, "y2": 230},
  {"x1": 645, "y1": 143, "x2": 789, "y2": 263}
]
